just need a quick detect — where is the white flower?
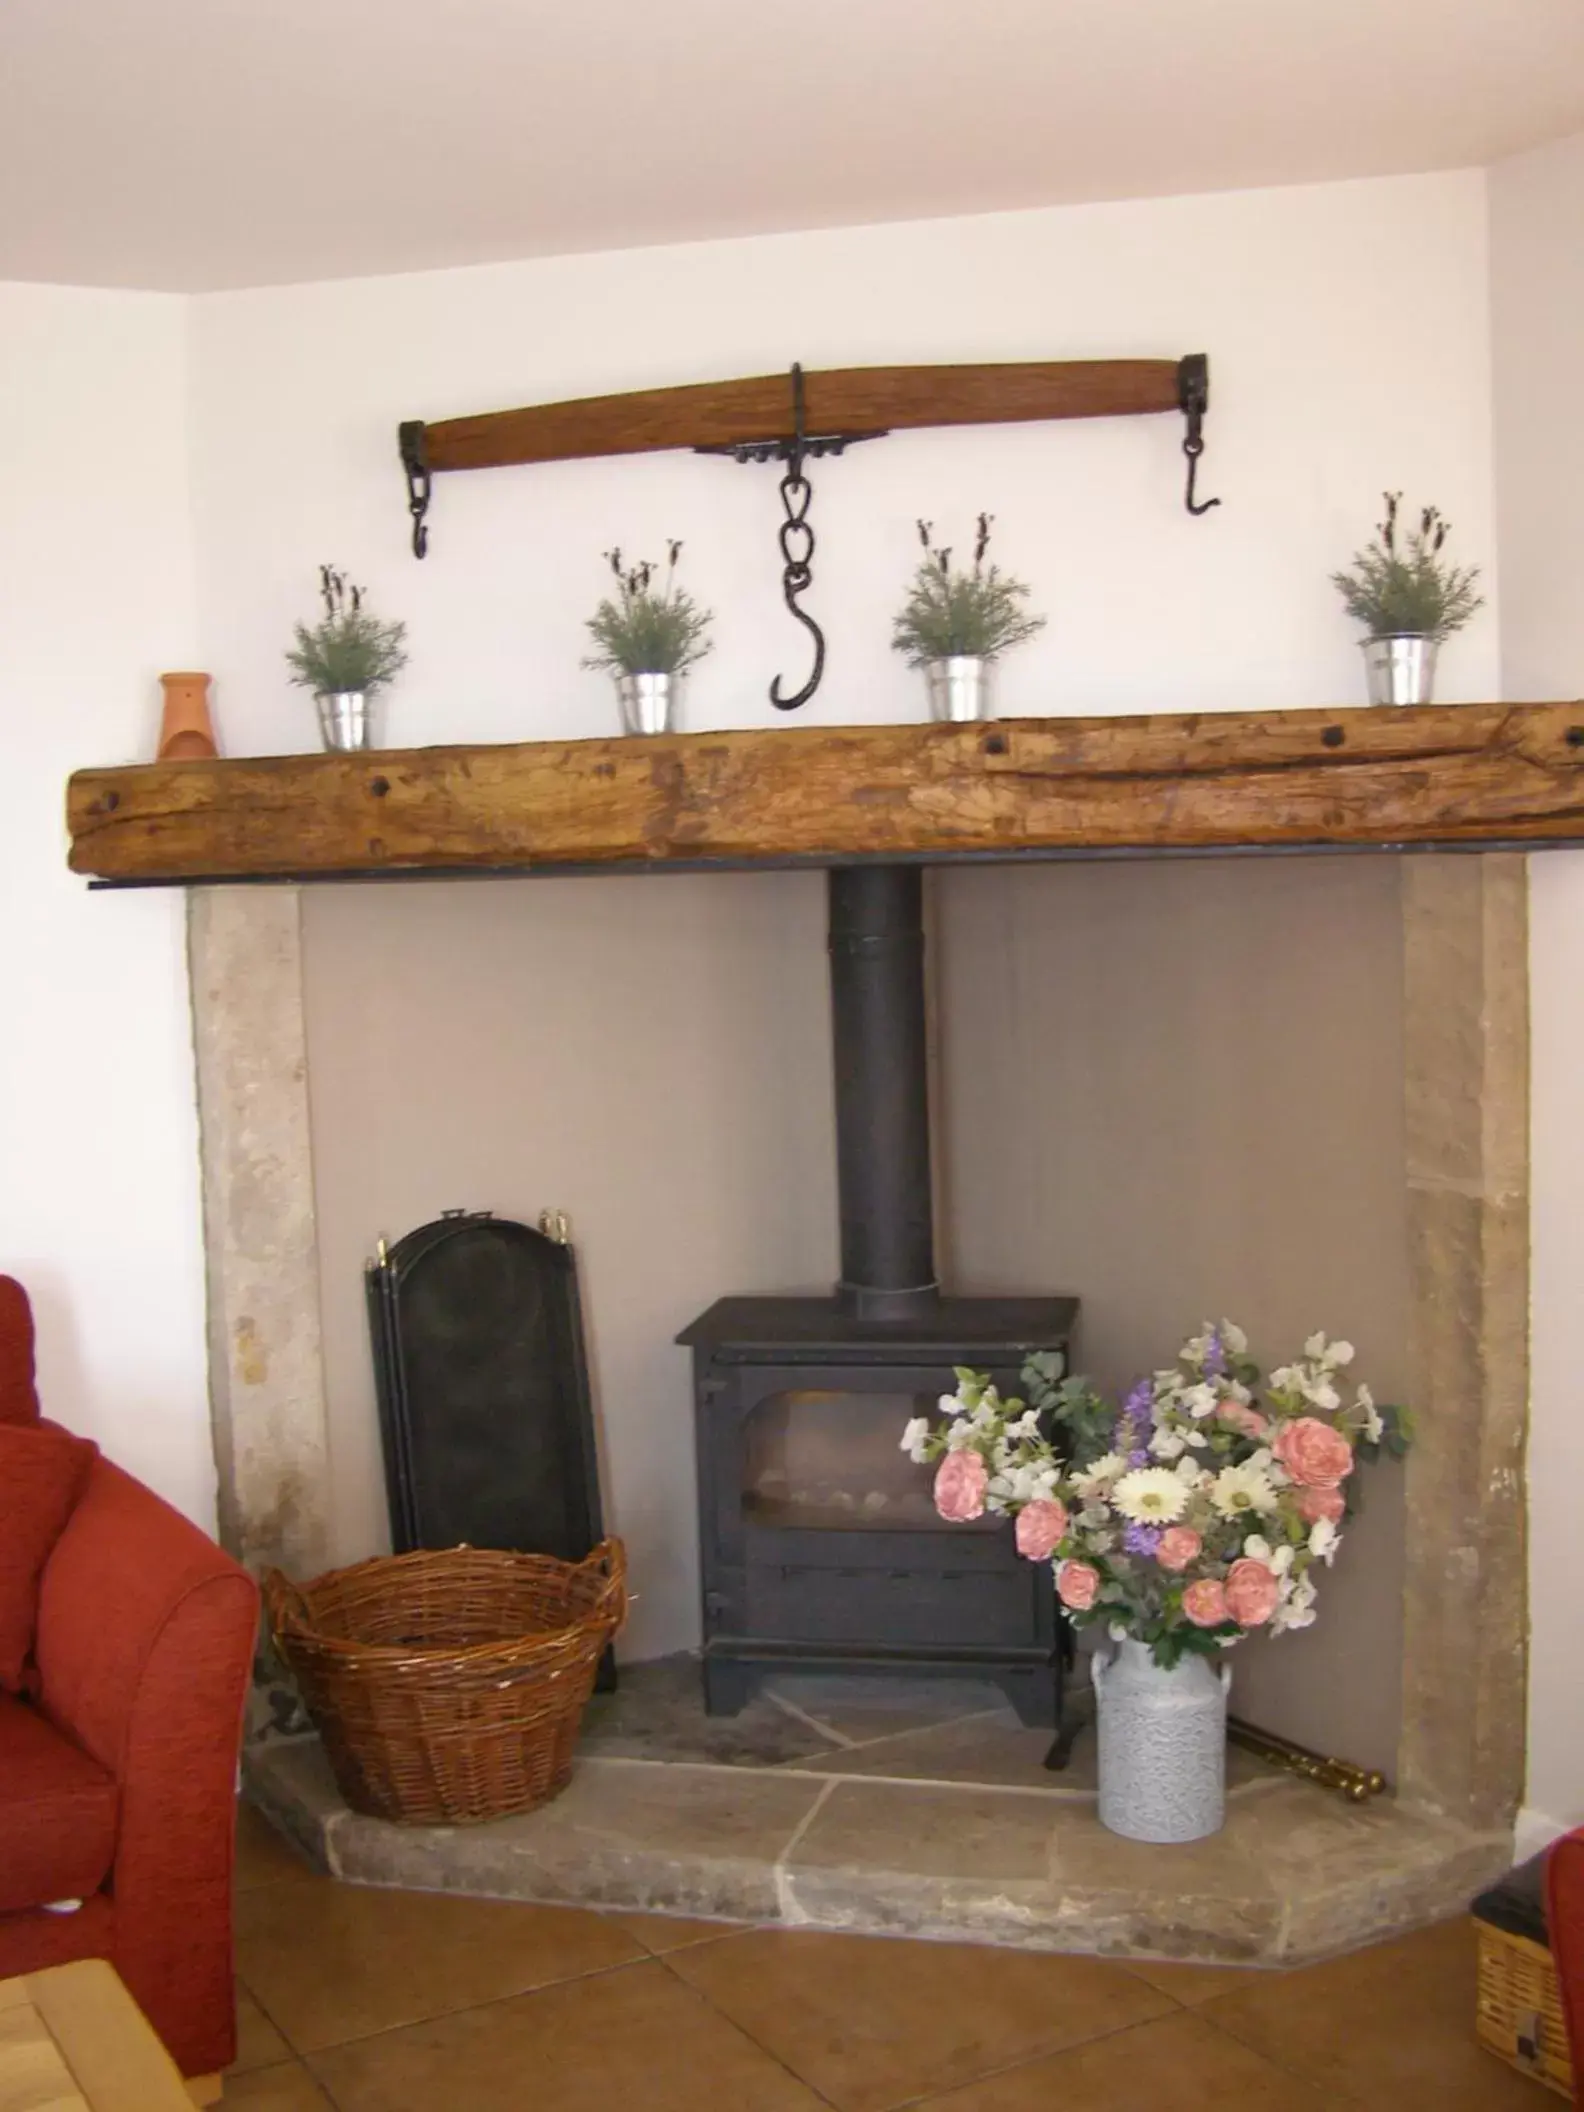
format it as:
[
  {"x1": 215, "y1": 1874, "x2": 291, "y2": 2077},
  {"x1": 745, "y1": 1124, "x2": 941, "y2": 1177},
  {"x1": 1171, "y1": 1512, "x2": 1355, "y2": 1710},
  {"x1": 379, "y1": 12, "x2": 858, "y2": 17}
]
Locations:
[
  {"x1": 1210, "y1": 1463, "x2": 1280, "y2": 1519},
  {"x1": 1355, "y1": 1384, "x2": 1384, "y2": 1444},
  {"x1": 1149, "y1": 1427, "x2": 1187, "y2": 1461},
  {"x1": 1072, "y1": 1451, "x2": 1129, "y2": 1496},
  {"x1": 900, "y1": 1417, "x2": 931, "y2": 1462},
  {"x1": 1182, "y1": 1426, "x2": 1210, "y2": 1450},
  {"x1": 1220, "y1": 1320, "x2": 1249, "y2": 1356},
  {"x1": 1271, "y1": 1572, "x2": 1319, "y2": 1634},
  {"x1": 1113, "y1": 1467, "x2": 1190, "y2": 1525},
  {"x1": 1303, "y1": 1374, "x2": 1342, "y2": 1412},
  {"x1": 1182, "y1": 1384, "x2": 1219, "y2": 1420},
  {"x1": 1309, "y1": 1518, "x2": 1341, "y2": 1565},
  {"x1": 939, "y1": 1392, "x2": 965, "y2": 1419},
  {"x1": 944, "y1": 1421, "x2": 980, "y2": 1453},
  {"x1": 1305, "y1": 1332, "x2": 1355, "y2": 1369},
  {"x1": 1004, "y1": 1409, "x2": 1042, "y2": 1442},
  {"x1": 1004, "y1": 1461, "x2": 1059, "y2": 1504},
  {"x1": 1174, "y1": 1456, "x2": 1210, "y2": 1487}
]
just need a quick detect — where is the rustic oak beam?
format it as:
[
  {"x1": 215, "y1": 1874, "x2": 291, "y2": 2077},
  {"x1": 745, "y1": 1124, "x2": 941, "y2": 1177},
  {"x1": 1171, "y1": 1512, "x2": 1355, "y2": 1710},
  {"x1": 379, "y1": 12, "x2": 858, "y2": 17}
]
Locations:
[
  {"x1": 416, "y1": 359, "x2": 1187, "y2": 474},
  {"x1": 66, "y1": 705, "x2": 1584, "y2": 885}
]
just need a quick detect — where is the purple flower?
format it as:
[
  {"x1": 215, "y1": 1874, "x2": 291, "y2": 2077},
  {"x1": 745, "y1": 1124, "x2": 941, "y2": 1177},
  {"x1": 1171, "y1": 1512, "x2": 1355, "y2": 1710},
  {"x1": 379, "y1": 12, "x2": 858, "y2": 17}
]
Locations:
[
  {"x1": 1202, "y1": 1329, "x2": 1226, "y2": 1379},
  {"x1": 1116, "y1": 1378, "x2": 1155, "y2": 1454},
  {"x1": 1128, "y1": 1449, "x2": 1150, "y2": 1468},
  {"x1": 1123, "y1": 1523, "x2": 1163, "y2": 1557}
]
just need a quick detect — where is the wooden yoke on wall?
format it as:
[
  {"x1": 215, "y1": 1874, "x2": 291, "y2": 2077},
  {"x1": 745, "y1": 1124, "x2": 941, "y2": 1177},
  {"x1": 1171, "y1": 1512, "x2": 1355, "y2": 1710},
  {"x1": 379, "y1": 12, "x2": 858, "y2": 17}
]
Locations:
[{"x1": 396, "y1": 353, "x2": 1219, "y2": 708}]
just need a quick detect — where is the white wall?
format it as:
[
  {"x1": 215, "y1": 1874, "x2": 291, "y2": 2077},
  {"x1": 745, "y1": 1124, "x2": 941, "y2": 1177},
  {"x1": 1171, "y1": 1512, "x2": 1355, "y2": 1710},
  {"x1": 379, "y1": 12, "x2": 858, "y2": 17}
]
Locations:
[
  {"x1": 0, "y1": 285, "x2": 212, "y2": 1523},
  {"x1": 1490, "y1": 129, "x2": 1584, "y2": 1856},
  {"x1": 181, "y1": 170, "x2": 1498, "y2": 1657},
  {"x1": 188, "y1": 169, "x2": 1498, "y2": 758}
]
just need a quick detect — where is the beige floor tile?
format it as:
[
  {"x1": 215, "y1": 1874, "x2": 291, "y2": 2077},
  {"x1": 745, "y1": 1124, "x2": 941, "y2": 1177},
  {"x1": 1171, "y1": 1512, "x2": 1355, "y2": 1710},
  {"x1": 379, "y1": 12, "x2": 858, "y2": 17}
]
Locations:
[
  {"x1": 220, "y1": 2062, "x2": 338, "y2": 2110},
  {"x1": 1202, "y1": 1913, "x2": 1545, "y2": 2109},
  {"x1": 1123, "y1": 1957, "x2": 1280, "y2": 2006},
  {"x1": 236, "y1": 1801, "x2": 320, "y2": 1891},
  {"x1": 668, "y1": 1926, "x2": 1175, "y2": 2112},
  {"x1": 909, "y1": 2008, "x2": 1341, "y2": 2110},
  {"x1": 236, "y1": 1878, "x2": 645, "y2": 2051},
  {"x1": 231, "y1": 1983, "x2": 292, "y2": 2073},
  {"x1": 608, "y1": 1909, "x2": 750, "y2": 1954},
  {"x1": 309, "y1": 1956, "x2": 826, "y2": 2111}
]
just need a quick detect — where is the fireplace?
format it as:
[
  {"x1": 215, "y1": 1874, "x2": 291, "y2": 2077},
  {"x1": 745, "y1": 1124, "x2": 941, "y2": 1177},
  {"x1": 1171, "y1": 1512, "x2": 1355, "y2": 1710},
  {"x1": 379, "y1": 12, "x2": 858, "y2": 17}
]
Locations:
[{"x1": 679, "y1": 864, "x2": 1077, "y2": 1725}]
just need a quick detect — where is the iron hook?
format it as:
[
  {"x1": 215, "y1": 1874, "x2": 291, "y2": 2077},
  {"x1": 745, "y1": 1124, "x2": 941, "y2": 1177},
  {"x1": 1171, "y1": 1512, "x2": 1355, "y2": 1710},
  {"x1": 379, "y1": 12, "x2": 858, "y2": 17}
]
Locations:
[
  {"x1": 398, "y1": 421, "x2": 433, "y2": 558},
  {"x1": 768, "y1": 365, "x2": 827, "y2": 709},
  {"x1": 1175, "y1": 354, "x2": 1221, "y2": 518},
  {"x1": 770, "y1": 593, "x2": 827, "y2": 711}
]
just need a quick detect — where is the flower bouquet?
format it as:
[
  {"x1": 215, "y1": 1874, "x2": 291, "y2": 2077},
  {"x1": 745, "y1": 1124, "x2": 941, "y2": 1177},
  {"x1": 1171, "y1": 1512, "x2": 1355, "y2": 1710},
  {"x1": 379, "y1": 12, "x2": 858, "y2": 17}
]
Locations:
[{"x1": 905, "y1": 1323, "x2": 1409, "y2": 1840}]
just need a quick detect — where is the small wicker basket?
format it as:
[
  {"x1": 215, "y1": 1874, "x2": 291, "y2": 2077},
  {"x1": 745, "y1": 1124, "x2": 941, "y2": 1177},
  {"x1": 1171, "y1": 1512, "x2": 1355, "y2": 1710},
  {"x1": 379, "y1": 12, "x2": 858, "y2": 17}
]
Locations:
[
  {"x1": 1474, "y1": 1920, "x2": 1573, "y2": 2099},
  {"x1": 264, "y1": 1540, "x2": 626, "y2": 1827}
]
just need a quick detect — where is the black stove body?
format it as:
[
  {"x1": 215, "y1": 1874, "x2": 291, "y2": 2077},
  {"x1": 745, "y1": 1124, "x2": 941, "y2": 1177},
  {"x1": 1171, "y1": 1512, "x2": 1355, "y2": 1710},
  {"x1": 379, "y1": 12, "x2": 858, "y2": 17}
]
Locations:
[{"x1": 679, "y1": 865, "x2": 1077, "y2": 1726}]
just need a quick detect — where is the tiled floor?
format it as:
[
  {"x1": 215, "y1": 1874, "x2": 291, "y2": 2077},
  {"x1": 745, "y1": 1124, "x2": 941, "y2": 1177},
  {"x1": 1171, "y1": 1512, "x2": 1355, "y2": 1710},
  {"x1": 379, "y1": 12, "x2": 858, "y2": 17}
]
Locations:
[{"x1": 230, "y1": 1801, "x2": 1543, "y2": 2110}]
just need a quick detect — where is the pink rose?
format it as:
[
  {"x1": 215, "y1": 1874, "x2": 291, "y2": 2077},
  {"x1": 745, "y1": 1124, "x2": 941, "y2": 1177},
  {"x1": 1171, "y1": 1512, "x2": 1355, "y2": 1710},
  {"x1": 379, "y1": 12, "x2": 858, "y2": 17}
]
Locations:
[
  {"x1": 1182, "y1": 1578, "x2": 1229, "y2": 1627},
  {"x1": 1057, "y1": 1560, "x2": 1101, "y2": 1611},
  {"x1": 1015, "y1": 1498, "x2": 1069, "y2": 1562},
  {"x1": 933, "y1": 1450, "x2": 988, "y2": 1523},
  {"x1": 1295, "y1": 1484, "x2": 1346, "y2": 1525},
  {"x1": 1156, "y1": 1526, "x2": 1203, "y2": 1573},
  {"x1": 1272, "y1": 1416, "x2": 1354, "y2": 1490},
  {"x1": 1217, "y1": 1401, "x2": 1269, "y2": 1441},
  {"x1": 1225, "y1": 1557, "x2": 1280, "y2": 1628}
]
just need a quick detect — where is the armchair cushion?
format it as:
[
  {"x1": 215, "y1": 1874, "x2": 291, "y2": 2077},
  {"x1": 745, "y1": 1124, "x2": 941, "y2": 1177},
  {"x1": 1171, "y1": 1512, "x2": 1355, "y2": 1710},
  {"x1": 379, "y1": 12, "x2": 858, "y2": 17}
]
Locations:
[
  {"x1": 0, "y1": 1422, "x2": 97, "y2": 1692},
  {"x1": 0, "y1": 1690, "x2": 117, "y2": 1912},
  {"x1": 0, "y1": 1277, "x2": 39, "y2": 1426}
]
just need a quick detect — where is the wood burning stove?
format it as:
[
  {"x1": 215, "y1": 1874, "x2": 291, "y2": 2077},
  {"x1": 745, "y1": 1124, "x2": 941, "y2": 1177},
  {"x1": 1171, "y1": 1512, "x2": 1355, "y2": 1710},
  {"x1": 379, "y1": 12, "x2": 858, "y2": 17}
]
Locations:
[{"x1": 679, "y1": 865, "x2": 1077, "y2": 1725}]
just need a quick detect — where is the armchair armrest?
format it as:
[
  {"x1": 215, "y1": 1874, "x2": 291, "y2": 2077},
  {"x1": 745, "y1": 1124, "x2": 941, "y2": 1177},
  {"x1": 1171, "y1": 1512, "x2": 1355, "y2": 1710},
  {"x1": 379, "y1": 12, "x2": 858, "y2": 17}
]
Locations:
[{"x1": 33, "y1": 1456, "x2": 259, "y2": 2076}]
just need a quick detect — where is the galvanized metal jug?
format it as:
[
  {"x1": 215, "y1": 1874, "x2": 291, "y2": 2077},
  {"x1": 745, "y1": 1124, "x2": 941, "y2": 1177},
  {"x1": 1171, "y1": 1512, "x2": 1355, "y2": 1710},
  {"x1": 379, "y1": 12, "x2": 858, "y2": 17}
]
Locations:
[{"x1": 1094, "y1": 1638, "x2": 1231, "y2": 1843}]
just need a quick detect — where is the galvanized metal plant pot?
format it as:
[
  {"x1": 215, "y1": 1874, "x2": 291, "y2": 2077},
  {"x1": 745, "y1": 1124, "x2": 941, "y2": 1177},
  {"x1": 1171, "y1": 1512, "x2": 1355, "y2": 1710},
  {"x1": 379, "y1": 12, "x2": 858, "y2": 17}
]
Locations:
[
  {"x1": 924, "y1": 656, "x2": 996, "y2": 724},
  {"x1": 316, "y1": 690, "x2": 380, "y2": 752},
  {"x1": 1362, "y1": 634, "x2": 1438, "y2": 707},
  {"x1": 1094, "y1": 1638, "x2": 1230, "y2": 1843},
  {"x1": 615, "y1": 671, "x2": 681, "y2": 737}
]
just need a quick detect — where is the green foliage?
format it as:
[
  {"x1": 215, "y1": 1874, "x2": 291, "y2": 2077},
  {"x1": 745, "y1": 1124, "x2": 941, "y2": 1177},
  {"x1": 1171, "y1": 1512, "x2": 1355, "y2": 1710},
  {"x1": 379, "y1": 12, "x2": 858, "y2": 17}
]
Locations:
[
  {"x1": 584, "y1": 542, "x2": 713, "y2": 676},
  {"x1": 1331, "y1": 493, "x2": 1484, "y2": 641},
  {"x1": 891, "y1": 516, "x2": 1045, "y2": 667},
  {"x1": 1022, "y1": 1353, "x2": 1114, "y2": 1467},
  {"x1": 285, "y1": 566, "x2": 408, "y2": 697}
]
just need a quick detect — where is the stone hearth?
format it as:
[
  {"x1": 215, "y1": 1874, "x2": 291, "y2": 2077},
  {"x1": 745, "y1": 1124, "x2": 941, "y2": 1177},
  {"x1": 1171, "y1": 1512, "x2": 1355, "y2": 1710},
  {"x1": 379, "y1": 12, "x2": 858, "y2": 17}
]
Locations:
[{"x1": 245, "y1": 1657, "x2": 1510, "y2": 1965}]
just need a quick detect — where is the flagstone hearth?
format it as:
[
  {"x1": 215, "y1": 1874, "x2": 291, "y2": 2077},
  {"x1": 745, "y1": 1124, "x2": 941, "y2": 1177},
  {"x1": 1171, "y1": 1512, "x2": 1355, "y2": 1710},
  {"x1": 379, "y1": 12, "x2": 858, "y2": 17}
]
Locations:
[{"x1": 244, "y1": 1658, "x2": 1510, "y2": 1967}]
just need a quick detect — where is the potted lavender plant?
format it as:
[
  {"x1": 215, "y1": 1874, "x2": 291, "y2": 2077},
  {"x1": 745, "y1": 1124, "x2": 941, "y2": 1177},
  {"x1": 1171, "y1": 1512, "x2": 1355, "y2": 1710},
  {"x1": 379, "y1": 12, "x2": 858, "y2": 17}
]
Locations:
[
  {"x1": 285, "y1": 566, "x2": 408, "y2": 752},
  {"x1": 583, "y1": 542, "x2": 712, "y2": 736},
  {"x1": 1332, "y1": 492, "x2": 1483, "y2": 706},
  {"x1": 892, "y1": 516, "x2": 1045, "y2": 723}
]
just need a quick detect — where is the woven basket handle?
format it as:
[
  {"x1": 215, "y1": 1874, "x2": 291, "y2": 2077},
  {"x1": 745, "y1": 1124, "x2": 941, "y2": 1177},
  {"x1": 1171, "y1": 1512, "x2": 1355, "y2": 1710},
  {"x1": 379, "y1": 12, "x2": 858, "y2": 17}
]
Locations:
[
  {"x1": 578, "y1": 1537, "x2": 627, "y2": 1620},
  {"x1": 262, "y1": 1567, "x2": 313, "y2": 1641}
]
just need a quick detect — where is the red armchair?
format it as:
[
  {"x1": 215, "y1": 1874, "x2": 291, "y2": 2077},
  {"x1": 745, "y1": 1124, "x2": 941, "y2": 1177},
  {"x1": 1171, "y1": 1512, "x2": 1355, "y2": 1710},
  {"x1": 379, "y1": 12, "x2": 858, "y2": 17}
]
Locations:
[{"x1": 0, "y1": 1275, "x2": 259, "y2": 2083}]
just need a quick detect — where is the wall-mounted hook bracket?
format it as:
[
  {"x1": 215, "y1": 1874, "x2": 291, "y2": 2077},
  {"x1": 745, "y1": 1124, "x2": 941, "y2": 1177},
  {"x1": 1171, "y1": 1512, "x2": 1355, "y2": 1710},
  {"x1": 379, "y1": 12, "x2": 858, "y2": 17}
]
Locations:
[
  {"x1": 697, "y1": 362, "x2": 886, "y2": 711},
  {"x1": 398, "y1": 421, "x2": 433, "y2": 557},
  {"x1": 1176, "y1": 353, "x2": 1220, "y2": 517}
]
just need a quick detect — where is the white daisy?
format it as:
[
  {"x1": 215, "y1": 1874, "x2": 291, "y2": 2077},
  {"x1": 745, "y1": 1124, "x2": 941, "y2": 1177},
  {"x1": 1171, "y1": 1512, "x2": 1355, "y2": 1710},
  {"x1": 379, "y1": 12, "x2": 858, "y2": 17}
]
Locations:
[
  {"x1": 1210, "y1": 1463, "x2": 1280, "y2": 1519},
  {"x1": 1071, "y1": 1451, "x2": 1129, "y2": 1496},
  {"x1": 1112, "y1": 1467, "x2": 1190, "y2": 1526}
]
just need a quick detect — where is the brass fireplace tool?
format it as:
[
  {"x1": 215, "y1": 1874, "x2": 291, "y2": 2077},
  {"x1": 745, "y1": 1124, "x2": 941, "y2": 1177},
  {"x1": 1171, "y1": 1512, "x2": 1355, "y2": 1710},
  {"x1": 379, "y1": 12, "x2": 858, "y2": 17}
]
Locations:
[{"x1": 1227, "y1": 1715, "x2": 1388, "y2": 1803}]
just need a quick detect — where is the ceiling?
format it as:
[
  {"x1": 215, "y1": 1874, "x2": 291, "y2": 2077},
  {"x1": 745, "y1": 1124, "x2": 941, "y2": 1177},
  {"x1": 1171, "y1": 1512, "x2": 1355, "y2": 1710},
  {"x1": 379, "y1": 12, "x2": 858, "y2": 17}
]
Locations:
[{"x1": 5, "y1": 0, "x2": 1583, "y2": 293}]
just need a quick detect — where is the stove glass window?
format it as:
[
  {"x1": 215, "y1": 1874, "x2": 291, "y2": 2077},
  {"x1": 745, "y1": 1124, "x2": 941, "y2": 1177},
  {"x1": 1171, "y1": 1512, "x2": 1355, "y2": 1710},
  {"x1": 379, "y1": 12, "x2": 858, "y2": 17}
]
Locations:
[{"x1": 742, "y1": 1388, "x2": 990, "y2": 1531}]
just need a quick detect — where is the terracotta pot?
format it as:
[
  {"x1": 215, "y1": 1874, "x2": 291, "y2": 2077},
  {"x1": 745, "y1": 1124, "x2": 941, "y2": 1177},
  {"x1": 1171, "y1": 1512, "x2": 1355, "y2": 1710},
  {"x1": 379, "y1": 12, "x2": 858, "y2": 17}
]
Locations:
[{"x1": 157, "y1": 671, "x2": 218, "y2": 761}]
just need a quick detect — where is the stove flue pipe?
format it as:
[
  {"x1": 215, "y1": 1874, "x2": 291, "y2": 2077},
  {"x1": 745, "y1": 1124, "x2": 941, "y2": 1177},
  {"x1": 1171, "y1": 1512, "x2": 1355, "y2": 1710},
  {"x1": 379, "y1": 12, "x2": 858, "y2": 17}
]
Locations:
[{"x1": 827, "y1": 865, "x2": 940, "y2": 1323}]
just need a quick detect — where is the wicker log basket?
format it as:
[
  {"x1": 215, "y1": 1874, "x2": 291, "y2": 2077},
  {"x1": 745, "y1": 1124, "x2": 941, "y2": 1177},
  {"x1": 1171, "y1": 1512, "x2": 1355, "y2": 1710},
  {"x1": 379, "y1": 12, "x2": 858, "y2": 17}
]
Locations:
[{"x1": 263, "y1": 1540, "x2": 626, "y2": 1827}]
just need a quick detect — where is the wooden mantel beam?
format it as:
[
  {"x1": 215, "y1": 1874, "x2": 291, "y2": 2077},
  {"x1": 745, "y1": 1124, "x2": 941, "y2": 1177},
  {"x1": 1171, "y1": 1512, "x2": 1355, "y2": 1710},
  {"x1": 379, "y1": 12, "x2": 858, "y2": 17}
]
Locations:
[{"x1": 66, "y1": 704, "x2": 1584, "y2": 885}]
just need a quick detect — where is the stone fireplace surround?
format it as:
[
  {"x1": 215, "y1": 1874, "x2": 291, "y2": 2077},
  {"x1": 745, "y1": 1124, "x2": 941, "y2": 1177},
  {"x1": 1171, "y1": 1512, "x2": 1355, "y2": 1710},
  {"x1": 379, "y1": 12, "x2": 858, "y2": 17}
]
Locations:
[{"x1": 198, "y1": 853, "x2": 1530, "y2": 1958}]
